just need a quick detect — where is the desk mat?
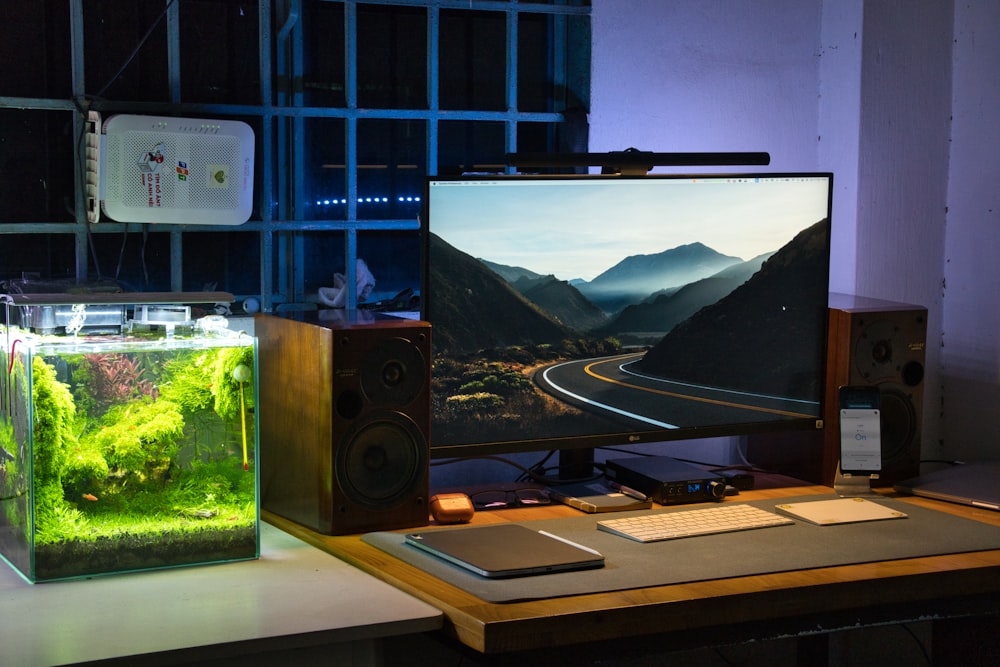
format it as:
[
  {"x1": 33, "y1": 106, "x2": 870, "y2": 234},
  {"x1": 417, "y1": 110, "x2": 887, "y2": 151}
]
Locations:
[{"x1": 362, "y1": 496, "x2": 1000, "y2": 603}]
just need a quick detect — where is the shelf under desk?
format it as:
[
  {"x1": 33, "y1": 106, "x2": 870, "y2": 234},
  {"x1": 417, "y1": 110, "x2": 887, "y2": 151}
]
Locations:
[{"x1": 264, "y1": 485, "x2": 1000, "y2": 658}]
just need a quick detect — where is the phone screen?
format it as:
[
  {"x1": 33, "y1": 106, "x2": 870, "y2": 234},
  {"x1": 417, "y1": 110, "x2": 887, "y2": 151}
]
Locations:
[{"x1": 839, "y1": 387, "x2": 882, "y2": 475}]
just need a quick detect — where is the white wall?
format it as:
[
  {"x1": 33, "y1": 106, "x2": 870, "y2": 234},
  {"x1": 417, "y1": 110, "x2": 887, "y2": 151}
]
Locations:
[
  {"x1": 854, "y1": 1, "x2": 953, "y2": 461},
  {"x1": 590, "y1": 0, "x2": 824, "y2": 168},
  {"x1": 591, "y1": 0, "x2": 1000, "y2": 463},
  {"x1": 942, "y1": 1, "x2": 1000, "y2": 461},
  {"x1": 590, "y1": 0, "x2": 840, "y2": 466}
]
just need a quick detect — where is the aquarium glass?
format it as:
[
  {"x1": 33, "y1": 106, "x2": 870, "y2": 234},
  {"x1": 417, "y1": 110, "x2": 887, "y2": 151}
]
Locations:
[{"x1": 1, "y1": 307, "x2": 259, "y2": 582}]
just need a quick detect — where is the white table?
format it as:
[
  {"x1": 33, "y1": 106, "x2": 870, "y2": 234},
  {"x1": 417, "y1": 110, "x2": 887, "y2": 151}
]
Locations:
[{"x1": 0, "y1": 523, "x2": 442, "y2": 666}]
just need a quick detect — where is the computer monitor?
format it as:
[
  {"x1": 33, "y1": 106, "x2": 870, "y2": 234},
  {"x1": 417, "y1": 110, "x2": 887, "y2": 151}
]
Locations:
[{"x1": 421, "y1": 173, "x2": 832, "y2": 462}]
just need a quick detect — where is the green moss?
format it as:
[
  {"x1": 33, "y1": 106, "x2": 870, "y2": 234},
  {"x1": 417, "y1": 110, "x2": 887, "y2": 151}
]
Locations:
[
  {"x1": 158, "y1": 351, "x2": 215, "y2": 413},
  {"x1": 211, "y1": 346, "x2": 255, "y2": 421},
  {"x1": 30, "y1": 356, "x2": 78, "y2": 528},
  {"x1": 61, "y1": 438, "x2": 110, "y2": 494},
  {"x1": 88, "y1": 399, "x2": 184, "y2": 480}
]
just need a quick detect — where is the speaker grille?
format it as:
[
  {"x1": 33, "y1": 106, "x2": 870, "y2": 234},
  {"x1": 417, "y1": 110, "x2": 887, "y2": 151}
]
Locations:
[
  {"x1": 878, "y1": 388, "x2": 919, "y2": 465},
  {"x1": 336, "y1": 411, "x2": 427, "y2": 509}
]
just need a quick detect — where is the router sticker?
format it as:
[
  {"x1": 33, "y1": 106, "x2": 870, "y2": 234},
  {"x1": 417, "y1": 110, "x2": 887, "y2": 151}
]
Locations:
[
  {"x1": 138, "y1": 143, "x2": 167, "y2": 173},
  {"x1": 137, "y1": 142, "x2": 168, "y2": 208},
  {"x1": 208, "y1": 164, "x2": 230, "y2": 188}
]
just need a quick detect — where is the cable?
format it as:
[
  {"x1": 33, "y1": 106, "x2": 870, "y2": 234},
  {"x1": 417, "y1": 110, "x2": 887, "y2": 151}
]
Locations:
[
  {"x1": 93, "y1": 0, "x2": 178, "y2": 100},
  {"x1": 70, "y1": 0, "x2": 178, "y2": 283},
  {"x1": 430, "y1": 454, "x2": 601, "y2": 486}
]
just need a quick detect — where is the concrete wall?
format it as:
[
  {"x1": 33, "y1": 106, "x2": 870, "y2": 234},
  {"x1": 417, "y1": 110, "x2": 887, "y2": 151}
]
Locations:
[
  {"x1": 592, "y1": 0, "x2": 998, "y2": 464},
  {"x1": 941, "y1": 1, "x2": 1000, "y2": 461}
]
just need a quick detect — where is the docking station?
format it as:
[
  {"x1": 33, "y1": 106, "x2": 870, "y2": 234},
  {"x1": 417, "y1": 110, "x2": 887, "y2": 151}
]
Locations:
[{"x1": 605, "y1": 456, "x2": 727, "y2": 505}]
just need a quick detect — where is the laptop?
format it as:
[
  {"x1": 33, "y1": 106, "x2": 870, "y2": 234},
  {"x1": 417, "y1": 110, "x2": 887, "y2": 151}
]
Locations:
[
  {"x1": 404, "y1": 523, "x2": 605, "y2": 578},
  {"x1": 894, "y1": 461, "x2": 1000, "y2": 511}
]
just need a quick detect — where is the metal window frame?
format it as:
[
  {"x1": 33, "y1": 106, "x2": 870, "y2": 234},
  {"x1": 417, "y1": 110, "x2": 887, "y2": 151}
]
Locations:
[{"x1": 0, "y1": 0, "x2": 591, "y2": 312}]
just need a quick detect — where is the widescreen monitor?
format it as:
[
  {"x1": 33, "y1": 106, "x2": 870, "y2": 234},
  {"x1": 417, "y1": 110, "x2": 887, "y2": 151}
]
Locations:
[{"x1": 421, "y1": 173, "x2": 832, "y2": 459}]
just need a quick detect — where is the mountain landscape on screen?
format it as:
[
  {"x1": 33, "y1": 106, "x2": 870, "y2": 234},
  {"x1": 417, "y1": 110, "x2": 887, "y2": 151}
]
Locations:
[
  {"x1": 429, "y1": 223, "x2": 824, "y2": 361},
  {"x1": 635, "y1": 219, "x2": 829, "y2": 400},
  {"x1": 426, "y1": 217, "x2": 829, "y2": 446}
]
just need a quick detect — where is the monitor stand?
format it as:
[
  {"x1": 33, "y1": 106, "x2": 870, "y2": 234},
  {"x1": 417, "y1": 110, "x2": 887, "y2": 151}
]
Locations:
[
  {"x1": 833, "y1": 463, "x2": 882, "y2": 498},
  {"x1": 558, "y1": 447, "x2": 596, "y2": 481}
]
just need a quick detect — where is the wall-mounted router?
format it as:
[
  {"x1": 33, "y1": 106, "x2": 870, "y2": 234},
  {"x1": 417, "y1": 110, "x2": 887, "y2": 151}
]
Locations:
[{"x1": 85, "y1": 112, "x2": 254, "y2": 225}]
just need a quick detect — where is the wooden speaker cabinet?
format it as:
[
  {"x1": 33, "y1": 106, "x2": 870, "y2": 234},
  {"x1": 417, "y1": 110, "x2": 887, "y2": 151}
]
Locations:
[
  {"x1": 256, "y1": 311, "x2": 431, "y2": 534},
  {"x1": 822, "y1": 293, "x2": 927, "y2": 486}
]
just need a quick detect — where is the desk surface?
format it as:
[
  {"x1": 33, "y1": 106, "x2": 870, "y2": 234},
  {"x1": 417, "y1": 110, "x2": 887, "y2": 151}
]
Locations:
[
  {"x1": 265, "y1": 485, "x2": 1000, "y2": 655},
  {"x1": 0, "y1": 522, "x2": 442, "y2": 666}
]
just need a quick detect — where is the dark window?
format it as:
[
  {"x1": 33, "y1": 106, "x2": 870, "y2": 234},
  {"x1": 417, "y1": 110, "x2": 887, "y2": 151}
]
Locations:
[{"x1": 0, "y1": 0, "x2": 591, "y2": 308}]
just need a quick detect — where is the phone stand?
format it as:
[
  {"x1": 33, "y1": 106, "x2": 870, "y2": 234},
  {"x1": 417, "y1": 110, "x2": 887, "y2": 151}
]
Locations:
[{"x1": 833, "y1": 463, "x2": 882, "y2": 498}]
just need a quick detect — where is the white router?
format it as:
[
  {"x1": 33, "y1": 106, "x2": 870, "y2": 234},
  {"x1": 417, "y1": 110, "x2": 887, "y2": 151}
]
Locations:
[{"x1": 86, "y1": 112, "x2": 254, "y2": 225}]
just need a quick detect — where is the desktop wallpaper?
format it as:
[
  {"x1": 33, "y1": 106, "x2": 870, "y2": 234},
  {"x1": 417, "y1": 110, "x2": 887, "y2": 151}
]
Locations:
[{"x1": 425, "y1": 177, "x2": 831, "y2": 448}]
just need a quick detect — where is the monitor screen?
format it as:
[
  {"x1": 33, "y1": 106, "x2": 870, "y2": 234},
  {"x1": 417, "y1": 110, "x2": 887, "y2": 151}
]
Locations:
[{"x1": 421, "y1": 173, "x2": 832, "y2": 458}]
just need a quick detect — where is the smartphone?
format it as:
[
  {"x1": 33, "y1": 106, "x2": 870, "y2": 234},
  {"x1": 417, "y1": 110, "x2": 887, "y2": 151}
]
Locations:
[{"x1": 838, "y1": 385, "x2": 882, "y2": 476}]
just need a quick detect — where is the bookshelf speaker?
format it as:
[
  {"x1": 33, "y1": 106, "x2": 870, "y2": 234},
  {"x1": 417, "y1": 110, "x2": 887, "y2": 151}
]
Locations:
[
  {"x1": 823, "y1": 294, "x2": 927, "y2": 485},
  {"x1": 256, "y1": 311, "x2": 430, "y2": 534}
]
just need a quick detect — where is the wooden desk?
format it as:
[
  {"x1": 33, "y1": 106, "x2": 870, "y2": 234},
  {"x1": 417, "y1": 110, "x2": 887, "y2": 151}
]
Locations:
[{"x1": 264, "y1": 485, "x2": 1000, "y2": 662}]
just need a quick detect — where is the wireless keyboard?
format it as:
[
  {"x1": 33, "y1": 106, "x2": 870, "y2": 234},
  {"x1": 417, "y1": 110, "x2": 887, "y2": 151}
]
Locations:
[{"x1": 596, "y1": 503, "x2": 795, "y2": 543}]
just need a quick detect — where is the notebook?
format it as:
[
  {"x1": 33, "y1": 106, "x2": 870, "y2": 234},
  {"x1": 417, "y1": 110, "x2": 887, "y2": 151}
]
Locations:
[
  {"x1": 894, "y1": 460, "x2": 1000, "y2": 511},
  {"x1": 404, "y1": 523, "x2": 605, "y2": 578}
]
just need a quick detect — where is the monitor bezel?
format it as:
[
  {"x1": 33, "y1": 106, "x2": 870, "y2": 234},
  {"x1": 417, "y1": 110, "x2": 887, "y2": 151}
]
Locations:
[{"x1": 421, "y1": 171, "x2": 833, "y2": 459}]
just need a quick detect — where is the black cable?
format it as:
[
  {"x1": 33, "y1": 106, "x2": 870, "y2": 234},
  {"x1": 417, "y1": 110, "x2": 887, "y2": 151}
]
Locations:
[
  {"x1": 94, "y1": 0, "x2": 179, "y2": 100},
  {"x1": 141, "y1": 224, "x2": 150, "y2": 287},
  {"x1": 430, "y1": 454, "x2": 601, "y2": 486},
  {"x1": 71, "y1": 0, "x2": 178, "y2": 284}
]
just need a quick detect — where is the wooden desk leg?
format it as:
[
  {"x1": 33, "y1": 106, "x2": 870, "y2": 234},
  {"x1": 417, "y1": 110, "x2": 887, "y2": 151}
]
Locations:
[{"x1": 933, "y1": 614, "x2": 1000, "y2": 667}]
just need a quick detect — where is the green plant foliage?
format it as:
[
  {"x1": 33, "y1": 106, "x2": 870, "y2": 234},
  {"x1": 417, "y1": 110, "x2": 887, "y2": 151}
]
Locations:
[
  {"x1": 30, "y1": 356, "x2": 78, "y2": 525},
  {"x1": 158, "y1": 351, "x2": 215, "y2": 413},
  {"x1": 21, "y1": 344, "x2": 258, "y2": 559},
  {"x1": 88, "y1": 399, "x2": 185, "y2": 480},
  {"x1": 34, "y1": 502, "x2": 91, "y2": 544},
  {"x1": 61, "y1": 439, "x2": 110, "y2": 495},
  {"x1": 212, "y1": 346, "x2": 255, "y2": 421},
  {"x1": 71, "y1": 353, "x2": 157, "y2": 416}
]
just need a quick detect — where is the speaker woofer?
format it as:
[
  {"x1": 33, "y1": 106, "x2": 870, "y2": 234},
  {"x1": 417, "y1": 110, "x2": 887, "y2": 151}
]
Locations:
[
  {"x1": 336, "y1": 410, "x2": 427, "y2": 509},
  {"x1": 878, "y1": 387, "x2": 918, "y2": 464}
]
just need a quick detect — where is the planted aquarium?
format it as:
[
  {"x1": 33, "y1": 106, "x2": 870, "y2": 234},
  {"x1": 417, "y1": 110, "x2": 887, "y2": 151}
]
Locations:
[{"x1": 0, "y1": 292, "x2": 258, "y2": 582}]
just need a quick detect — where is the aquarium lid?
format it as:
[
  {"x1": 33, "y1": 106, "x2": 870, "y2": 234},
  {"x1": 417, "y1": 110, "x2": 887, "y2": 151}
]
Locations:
[{"x1": 3, "y1": 291, "x2": 235, "y2": 306}]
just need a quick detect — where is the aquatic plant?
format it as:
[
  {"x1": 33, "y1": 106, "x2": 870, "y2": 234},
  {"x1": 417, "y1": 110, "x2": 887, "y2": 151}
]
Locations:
[
  {"x1": 211, "y1": 346, "x2": 255, "y2": 421},
  {"x1": 158, "y1": 351, "x2": 215, "y2": 413},
  {"x1": 87, "y1": 398, "x2": 185, "y2": 484},
  {"x1": 7, "y1": 341, "x2": 259, "y2": 576},
  {"x1": 61, "y1": 438, "x2": 110, "y2": 497},
  {"x1": 1, "y1": 417, "x2": 24, "y2": 528},
  {"x1": 157, "y1": 348, "x2": 254, "y2": 465},
  {"x1": 33, "y1": 502, "x2": 91, "y2": 544},
  {"x1": 72, "y1": 353, "x2": 158, "y2": 416},
  {"x1": 29, "y1": 356, "x2": 78, "y2": 537}
]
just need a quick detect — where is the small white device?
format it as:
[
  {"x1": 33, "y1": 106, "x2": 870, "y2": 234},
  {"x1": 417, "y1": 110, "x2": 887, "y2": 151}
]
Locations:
[
  {"x1": 86, "y1": 112, "x2": 254, "y2": 225},
  {"x1": 838, "y1": 385, "x2": 883, "y2": 477}
]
